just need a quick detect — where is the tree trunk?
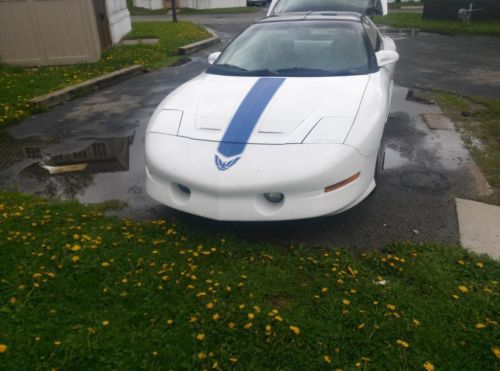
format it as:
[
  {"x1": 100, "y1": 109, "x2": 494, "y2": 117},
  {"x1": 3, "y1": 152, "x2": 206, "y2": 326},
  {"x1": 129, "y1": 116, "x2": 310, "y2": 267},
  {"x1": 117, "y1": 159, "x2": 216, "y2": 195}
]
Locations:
[{"x1": 171, "y1": 0, "x2": 177, "y2": 22}]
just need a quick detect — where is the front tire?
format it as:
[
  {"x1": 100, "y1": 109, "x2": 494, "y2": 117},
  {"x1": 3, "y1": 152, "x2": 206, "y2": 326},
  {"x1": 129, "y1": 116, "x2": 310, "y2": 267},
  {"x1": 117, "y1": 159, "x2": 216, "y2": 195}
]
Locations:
[{"x1": 374, "y1": 143, "x2": 385, "y2": 185}]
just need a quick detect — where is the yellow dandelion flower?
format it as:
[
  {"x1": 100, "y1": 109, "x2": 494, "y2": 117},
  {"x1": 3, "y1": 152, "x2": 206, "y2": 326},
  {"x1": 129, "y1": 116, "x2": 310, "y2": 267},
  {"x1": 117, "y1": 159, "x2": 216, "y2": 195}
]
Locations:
[
  {"x1": 71, "y1": 255, "x2": 80, "y2": 263},
  {"x1": 452, "y1": 294, "x2": 460, "y2": 300},
  {"x1": 492, "y1": 347, "x2": 500, "y2": 359},
  {"x1": 458, "y1": 285, "x2": 469, "y2": 293},
  {"x1": 198, "y1": 352, "x2": 207, "y2": 360},
  {"x1": 289, "y1": 325, "x2": 301, "y2": 335},
  {"x1": 167, "y1": 319, "x2": 174, "y2": 325},
  {"x1": 475, "y1": 323, "x2": 486, "y2": 329},
  {"x1": 102, "y1": 320, "x2": 110, "y2": 326},
  {"x1": 228, "y1": 322, "x2": 236, "y2": 329},
  {"x1": 0, "y1": 344, "x2": 7, "y2": 353},
  {"x1": 212, "y1": 361, "x2": 219, "y2": 368},
  {"x1": 101, "y1": 262, "x2": 109, "y2": 267},
  {"x1": 71, "y1": 244, "x2": 81, "y2": 252},
  {"x1": 358, "y1": 323, "x2": 365, "y2": 330},
  {"x1": 229, "y1": 357, "x2": 238, "y2": 363},
  {"x1": 212, "y1": 313, "x2": 220, "y2": 321},
  {"x1": 323, "y1": 355, "x2": 331, "y2": 363},
  {"x1": 274, "y1": 315, "x2": 283, "y2": 321},
  {"x1": 152, "y1": 351, "x2": 158, "y2": 356},
  {"x1": 189, "y1": 316, "x2": 198, "y2": 323},
  {"x1": 54, "y1": 341, "x2": 61, "y2": 346},
  {"x1": 457, "y1": 259, "x2": 465, "y2": 265},
  {"x1": 196, "y1": 333, "x2": 205, "y2": 341},
  {"x1": 321, "y1": 287, "x2": 328, "y2": 293},
  {"x1": 423, "y1": 361, "x2": 435, "y2": 371},
  {"x1": 342, "y1": 299, "x2": 350, "y2": 305},
  {"x1": 244, "y1": 322, "x2": 253, "y2": 329},
  {"x1": 476, "y1": 262, "x2": 484, "y2": 268},
  {"x1": 386, "y1": 304, "x2": 396, "y2": 310},
  {"x1": 396, "y1": 339, "x2": 409, "y2": 348},
  {"x1": 206, "y1": 302, "x2": 214, "y2": 309},
  {"x1": 239, "y1": 304, "x2": 245, "y2": 309},
  {"x1": 248, "y1": 313, "x2": 255, "y2": 320},
  {"x1": 413, "y1": 319, "x2": 421, "y2": 326},
  {"x1": 9, "y1": 297, "x2": 16, "y2": 304}
]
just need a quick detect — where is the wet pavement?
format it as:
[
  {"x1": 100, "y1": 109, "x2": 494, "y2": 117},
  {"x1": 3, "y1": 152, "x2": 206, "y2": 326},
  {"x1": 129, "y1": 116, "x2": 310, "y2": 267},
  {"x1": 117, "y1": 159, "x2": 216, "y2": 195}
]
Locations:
[
  {"x1": 0, "y1": 13, "x2": 488, "y2": 248},
  {"x1": 383, "y1": 28, "x2": 500, "y2": 99}
]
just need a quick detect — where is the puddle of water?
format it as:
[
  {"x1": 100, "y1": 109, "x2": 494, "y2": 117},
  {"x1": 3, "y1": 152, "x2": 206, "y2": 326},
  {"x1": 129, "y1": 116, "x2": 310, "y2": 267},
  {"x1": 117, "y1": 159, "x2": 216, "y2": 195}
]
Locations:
[
  {"x1": 0, "y1": 128, "x2": 156, "y2": 210},
  {"x1": 385, "y1": 86, "x2": 472, "y2": 171}
]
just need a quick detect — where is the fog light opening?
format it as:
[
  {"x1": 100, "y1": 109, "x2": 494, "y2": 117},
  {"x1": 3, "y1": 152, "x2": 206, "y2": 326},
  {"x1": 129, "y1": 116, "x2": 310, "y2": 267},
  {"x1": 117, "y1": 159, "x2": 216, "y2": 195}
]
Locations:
[
  {"x1": 264, "y1": 192, "x2": 284, "y2": 204},
  {"x1": 177, "y1": 184, "x2": 191, "y2": 195},
  {"x1": 324, "y1": 172, "x2": 360, "y2": 193}
]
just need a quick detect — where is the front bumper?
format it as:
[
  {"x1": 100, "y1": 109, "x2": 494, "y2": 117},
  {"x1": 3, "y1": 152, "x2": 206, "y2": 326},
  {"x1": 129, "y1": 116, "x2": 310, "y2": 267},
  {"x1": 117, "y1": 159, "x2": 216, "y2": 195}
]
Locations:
[{"x1": 145, "y1": 134, "x2": 376, "y2": 221}]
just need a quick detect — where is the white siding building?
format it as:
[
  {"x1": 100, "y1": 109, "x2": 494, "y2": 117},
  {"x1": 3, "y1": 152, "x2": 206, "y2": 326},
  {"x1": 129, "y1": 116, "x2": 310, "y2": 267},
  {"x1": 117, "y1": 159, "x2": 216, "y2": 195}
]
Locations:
[{"x1": 106, "y1": 0, "x2": 132, "y2": 44}]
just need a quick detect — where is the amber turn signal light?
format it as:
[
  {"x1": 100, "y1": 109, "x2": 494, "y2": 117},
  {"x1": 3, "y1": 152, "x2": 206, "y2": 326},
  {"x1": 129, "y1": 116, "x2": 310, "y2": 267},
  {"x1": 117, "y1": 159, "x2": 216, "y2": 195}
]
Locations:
[{"x1": 324, "y1": 172, "x2": 360, "y2": 193}]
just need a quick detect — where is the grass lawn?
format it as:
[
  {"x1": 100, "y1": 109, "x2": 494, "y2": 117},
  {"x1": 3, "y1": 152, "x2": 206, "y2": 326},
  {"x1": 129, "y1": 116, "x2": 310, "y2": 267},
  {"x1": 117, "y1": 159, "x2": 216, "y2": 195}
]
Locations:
[
  {"x1": 425, "y1": 92, "x2": 500, "y2": 203},
  {"x1": 125, "y1": 0, "x2": 258, "y2": 16},
  {"x1": 374, "y1": 13, "x2": 500, "y2": 36},
  {"x1": 0, "y1": 191, "x2": 498, "y2": 369},
  {"x1": 179, "y1": 7, "x2": 260, "y2": 15},
  {"x1": 0, "y1": 21, "x2": 209, "y2": 127},
  {"x1": 126, "y1": 0, "x2": 168, "y2": 15},
  {"x1": 388, "y1": 1, "x2": 423, "y2": 9}
]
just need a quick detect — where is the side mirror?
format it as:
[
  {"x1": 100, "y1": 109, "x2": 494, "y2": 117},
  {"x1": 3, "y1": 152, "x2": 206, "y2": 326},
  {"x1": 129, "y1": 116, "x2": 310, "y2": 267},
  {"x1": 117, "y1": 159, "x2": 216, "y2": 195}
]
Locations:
[
  {"x1": 376, "y1": 50, "x2": 399, "y2": 68},
  {"x1": 208, "y1": 52, "x2": 221, "y2": 65}
]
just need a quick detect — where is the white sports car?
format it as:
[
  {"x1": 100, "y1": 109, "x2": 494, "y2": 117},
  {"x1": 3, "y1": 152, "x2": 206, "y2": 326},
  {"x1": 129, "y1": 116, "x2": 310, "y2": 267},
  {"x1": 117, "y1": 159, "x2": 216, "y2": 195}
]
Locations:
[
  {"x1": 146, "y1": 12, "x2": 399, "y2": 221},
  {"x1": 268, "y1": 0, "x2": 389, "y2": 17}
]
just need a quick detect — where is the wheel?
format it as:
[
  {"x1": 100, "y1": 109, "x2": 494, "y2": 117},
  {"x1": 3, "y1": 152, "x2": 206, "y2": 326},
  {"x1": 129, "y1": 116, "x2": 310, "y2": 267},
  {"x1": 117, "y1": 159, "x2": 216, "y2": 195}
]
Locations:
[{"x1": 374, "y1": 143, "x2": 385, "y2": 185}]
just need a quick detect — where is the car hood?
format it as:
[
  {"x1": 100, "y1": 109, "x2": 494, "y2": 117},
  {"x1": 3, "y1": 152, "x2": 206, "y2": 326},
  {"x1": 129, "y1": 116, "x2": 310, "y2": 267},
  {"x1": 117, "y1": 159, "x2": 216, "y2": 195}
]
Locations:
[{"x1": 160, "y1": 72, "x2": 370, "y2": 145}]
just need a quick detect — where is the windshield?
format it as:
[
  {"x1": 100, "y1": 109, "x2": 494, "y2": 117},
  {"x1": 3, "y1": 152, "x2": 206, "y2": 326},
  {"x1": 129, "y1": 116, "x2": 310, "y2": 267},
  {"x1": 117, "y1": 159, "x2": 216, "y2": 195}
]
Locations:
[
  {"x1": 207, "y1": 21, "x2": 376, "y2": 77},
  {"x1": 272, "y1": 0, "x2": 382, "y2": 15}
]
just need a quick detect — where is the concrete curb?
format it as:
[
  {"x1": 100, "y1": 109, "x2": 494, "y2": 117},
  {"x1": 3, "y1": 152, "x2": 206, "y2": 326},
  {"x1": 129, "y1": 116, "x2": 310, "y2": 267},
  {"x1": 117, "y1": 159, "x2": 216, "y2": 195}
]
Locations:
[
  {"x1": 29, "y1": 65, "x2": 145, "y2": 109},
  {"x1": 178, "y1": 27, "x2": 220, "y2": 55}
]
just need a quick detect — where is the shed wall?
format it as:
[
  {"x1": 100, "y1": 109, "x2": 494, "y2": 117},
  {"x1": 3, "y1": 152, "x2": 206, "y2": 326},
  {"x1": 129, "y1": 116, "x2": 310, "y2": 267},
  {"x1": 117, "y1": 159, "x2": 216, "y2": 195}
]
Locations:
[{"x1": 0, "y1": 0, "x2": 102, "y2": 66}]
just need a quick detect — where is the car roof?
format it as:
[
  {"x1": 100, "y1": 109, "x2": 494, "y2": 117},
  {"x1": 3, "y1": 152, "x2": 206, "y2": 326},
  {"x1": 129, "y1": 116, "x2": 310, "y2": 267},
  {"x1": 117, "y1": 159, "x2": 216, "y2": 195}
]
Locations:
[{"x1": 257, "y1": 11, "x2": 363, "y2": 24}]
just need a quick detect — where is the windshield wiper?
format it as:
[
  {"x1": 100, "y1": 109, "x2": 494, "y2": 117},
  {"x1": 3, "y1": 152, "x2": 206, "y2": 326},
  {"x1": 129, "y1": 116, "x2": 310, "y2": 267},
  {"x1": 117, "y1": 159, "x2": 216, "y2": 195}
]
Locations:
[
  {"x1": 215, "y1": 63, "x2": 248, "y2": 72},
  {"x1": 248, "y1": 68, "x2": 279, "y2": 76},
  {"x1": 276, "y1": 67, "x2": 364, "y2": 76},
  {"x1": 276, "y1": 67, "x2": 331, "y2": 75}
]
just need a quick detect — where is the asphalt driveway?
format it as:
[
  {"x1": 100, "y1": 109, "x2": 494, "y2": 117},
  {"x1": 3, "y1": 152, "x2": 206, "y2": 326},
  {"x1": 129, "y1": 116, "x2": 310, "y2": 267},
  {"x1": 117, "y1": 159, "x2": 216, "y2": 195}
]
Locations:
[
  {"x1": 0, "y1": 12, "x2": 493, "y2": 248},
  {"x1": 384, "y1": 29, "x2": 500, "y2": 99}
]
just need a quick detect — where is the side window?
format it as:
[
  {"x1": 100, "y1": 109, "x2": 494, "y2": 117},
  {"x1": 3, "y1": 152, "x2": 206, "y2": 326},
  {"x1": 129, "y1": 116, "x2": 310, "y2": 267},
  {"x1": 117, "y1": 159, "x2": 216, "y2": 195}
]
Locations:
[{"x1": 362, "y1": 17, "x2": 381, "y2": 52}]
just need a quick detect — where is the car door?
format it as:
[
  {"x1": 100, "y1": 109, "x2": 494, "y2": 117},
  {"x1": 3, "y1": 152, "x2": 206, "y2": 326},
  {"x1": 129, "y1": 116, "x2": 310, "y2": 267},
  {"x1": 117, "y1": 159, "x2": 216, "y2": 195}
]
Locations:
[{"x1": 362, "y1": 15, "x2": 393, "y2": 117}]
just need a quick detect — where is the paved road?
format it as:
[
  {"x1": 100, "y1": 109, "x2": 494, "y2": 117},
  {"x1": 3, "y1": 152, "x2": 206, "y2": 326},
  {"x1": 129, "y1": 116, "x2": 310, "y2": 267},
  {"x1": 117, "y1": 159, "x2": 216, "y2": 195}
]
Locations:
[
  {"x1": 385, "y1": 30, "x2": 500, "y2": 99},
  {"x1": 0, "y1": 12, "x2": 489, "y2": 248}
]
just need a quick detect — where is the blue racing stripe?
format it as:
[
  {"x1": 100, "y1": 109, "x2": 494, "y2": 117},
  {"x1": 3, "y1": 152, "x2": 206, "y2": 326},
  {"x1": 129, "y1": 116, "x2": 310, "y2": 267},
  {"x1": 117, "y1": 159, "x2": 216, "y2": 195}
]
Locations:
[{"x1": 217, "y1": 77, "x2": 285, "y2": 159}]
